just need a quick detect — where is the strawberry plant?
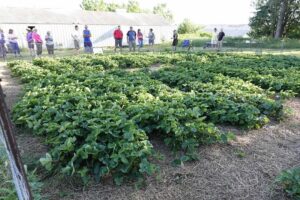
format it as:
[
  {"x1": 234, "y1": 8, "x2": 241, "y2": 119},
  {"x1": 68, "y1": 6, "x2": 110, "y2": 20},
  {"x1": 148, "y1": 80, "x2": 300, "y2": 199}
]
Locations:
[{"x1": 8, "y1": 52, "x2": 299, "y2": 185}]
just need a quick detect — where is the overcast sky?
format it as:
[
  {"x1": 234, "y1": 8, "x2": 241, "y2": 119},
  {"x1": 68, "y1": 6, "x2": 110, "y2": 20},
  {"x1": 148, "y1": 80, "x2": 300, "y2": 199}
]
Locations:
[{"x1": 1, "y1": 0, "x2": 254, "y2": 24}]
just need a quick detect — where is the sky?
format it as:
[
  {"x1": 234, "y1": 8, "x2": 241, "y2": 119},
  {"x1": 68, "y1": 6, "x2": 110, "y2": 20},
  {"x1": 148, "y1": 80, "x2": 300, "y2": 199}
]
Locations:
[{"x1": 1, "y1": 0, "x2": 254, "y2": 25}]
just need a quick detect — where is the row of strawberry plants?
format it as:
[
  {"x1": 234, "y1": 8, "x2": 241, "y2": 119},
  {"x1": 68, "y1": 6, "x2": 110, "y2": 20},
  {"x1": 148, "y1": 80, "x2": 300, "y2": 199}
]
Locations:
[
  {"x1": 10, "y1": 62, "x2": 231, "y2": 184},
  {"x1": 183, "y1": 53, "x2": 300, "y2": 94},
  {"x1": 32, "y1": 53, "x2": 187, "y2": 70},
  {"x1": 151, "y1": 65, "x2": 285, "y2": 126},
  {"x1": 8, "y1": 52, "x2": 296, "y2": 185}
]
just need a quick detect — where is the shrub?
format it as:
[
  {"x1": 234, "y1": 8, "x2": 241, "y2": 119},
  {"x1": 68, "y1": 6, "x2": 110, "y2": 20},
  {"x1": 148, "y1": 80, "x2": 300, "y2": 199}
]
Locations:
[{"x1": 276, "y1": 167, "x2": 300, "y2": 199}]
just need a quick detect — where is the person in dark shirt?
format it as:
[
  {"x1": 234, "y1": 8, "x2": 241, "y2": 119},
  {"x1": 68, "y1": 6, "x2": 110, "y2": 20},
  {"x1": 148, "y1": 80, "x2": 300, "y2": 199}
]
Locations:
[
  {"x1": 217, "y1": 29, "x2": 225, "y2": 50},
  {"x1": 127, "y1": 26, "x2": 137, "y2": 52},
  {"x1": 172, "y1": 30, "x2": 178, "y2": 51}
]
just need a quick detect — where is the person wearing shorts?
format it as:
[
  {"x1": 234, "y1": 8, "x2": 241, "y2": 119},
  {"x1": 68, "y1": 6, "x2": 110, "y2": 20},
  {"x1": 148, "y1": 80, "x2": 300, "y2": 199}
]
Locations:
[
  {"x1": 113, "y1": 25, "x2": 123, "y2": 52},
  {"x1": 71, "y1": 25, "x2": 80, "y2": 53},
  {"x1": 83, "y1": 25, "x2": 93, "y2": 54},
  {"x1": 127, "y1": 26, "x2": 136, "y2": 52}
]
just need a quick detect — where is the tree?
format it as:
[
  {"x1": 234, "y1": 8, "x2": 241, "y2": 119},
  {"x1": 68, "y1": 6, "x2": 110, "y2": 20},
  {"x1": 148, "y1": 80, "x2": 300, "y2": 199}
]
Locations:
[
  {"x1": 80, "y1": 0, "x2": 106, "y2": 11},
  {"x1": 153, "y1": 4, "x2": 174, "y2": 23},
  {"x1": 80, "y1": 0, "x2": 174, "y2": 18},
  {"x1": 106, "y1": 3, "x2": 123, "y2": 12},
  {"x1": 275, "y1": 0, "x2": 288, "y2": 38},
  {"x1": 249, "y1": 0, "x2": 300, "y2": 38},
  {"x1": 178, "y1": 19, "x2": 201, "y2": 34},
  {"x1": 127, "y1": 0, "x2": 141, "y2": 13}
]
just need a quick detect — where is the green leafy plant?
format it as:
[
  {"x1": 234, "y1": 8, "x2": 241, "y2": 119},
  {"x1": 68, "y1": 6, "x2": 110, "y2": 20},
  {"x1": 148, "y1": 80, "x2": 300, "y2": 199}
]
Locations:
[
  {"x1": 8, "y1": 52, "x2": 300, "y2": 186},
  {"x1": 276, "y1": 167, "x2": 300, "y2": 199}
]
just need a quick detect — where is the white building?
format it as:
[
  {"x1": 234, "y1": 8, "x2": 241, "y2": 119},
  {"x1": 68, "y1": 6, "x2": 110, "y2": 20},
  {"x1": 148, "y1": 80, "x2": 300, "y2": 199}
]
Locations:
[{"x1": 0, "y1": 7, "x2": 174, "y2": 49}]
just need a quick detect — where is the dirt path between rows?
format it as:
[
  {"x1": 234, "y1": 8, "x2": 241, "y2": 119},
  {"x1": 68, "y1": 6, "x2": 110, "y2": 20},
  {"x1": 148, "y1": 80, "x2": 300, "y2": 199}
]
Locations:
[{"x1": 0, "y1": 62, "x2": 299, "y2": 200}]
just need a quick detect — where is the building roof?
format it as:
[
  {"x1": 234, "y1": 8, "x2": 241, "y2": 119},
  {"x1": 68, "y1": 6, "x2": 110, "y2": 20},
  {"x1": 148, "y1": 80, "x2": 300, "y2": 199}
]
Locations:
[{"x1": 0, "y1": 7, "x2": 170, "y2": 26}]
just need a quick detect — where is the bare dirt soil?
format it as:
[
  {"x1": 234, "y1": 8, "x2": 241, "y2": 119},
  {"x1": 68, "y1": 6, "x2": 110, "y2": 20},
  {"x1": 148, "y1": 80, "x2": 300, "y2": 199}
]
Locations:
[{"x1": 1, "y1": 62, "x2": 299, "y2": 200}]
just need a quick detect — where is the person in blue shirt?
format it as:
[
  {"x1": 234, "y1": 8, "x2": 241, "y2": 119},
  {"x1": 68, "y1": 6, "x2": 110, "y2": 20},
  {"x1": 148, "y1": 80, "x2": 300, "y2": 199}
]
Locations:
[
  {"x1": 83, "y1": 25, "x2": 93, "y2": 53},
  {"x1": 127, "y1": 26, "x2": 136, "y2": 52}
]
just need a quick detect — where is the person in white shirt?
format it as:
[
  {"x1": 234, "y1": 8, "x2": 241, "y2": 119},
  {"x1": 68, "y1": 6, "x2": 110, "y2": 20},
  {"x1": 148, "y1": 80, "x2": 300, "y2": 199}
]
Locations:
[
  {"x1": 211, "y1": 28, "x2": 218, "y2": 49},
  {"x1": 8, "y1": 29, "x2": 21, "y2": 57},
  {"x1": 71, "y1": 25, "x2": 80, "y2": 53}
]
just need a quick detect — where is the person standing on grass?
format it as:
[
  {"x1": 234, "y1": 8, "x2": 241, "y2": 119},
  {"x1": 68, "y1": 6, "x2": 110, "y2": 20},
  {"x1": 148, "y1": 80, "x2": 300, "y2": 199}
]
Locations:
[
  {"x1": 127, "y1": 26, "x2": 136, "y2": 52},
  {"x1": 71, "y1": 25, "x2": 80, "y2": 54},
  {"x1": 217, "y1": 28, "x2": 225, "y2": 50},
  {"x1": 32, "y1": 28, "x2": 43, "y2": 56},
  {"x1": 8, "y1": 29, "x2": 21, "y2": 57},
  {"x1": 211, "y1": 28, "x2": 218, "y2": 48},
  {"x1": 26, "y1": 28, "x2": 35, "y2": 57},
  {"x1": 0, "y1": 29, "x2": 6, "y2": 60},
  {"x1": 148, "y1": 28, "x2": 155, "y2": 50},
  {"x1": 45, "y1": 31, "x2": 54, "y2": 55},
  {"x1": 114, "y1": 25, "x2": 123, "y2": 52},
  {"x1": 137, "y1": 29, "x2": 143, "y2": 51},
  {"x1": 83, "y1": 25, "x2": 93, "y2": 53},
  {"x1": 172, "y1": 30, "x2": 178, "y2": 51}
]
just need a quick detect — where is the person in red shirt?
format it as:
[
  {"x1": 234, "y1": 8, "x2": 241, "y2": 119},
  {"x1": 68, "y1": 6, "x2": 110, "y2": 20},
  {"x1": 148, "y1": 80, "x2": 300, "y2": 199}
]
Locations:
[{"x1": 114, "y1": 25, "x2": 123, "y2": 52}]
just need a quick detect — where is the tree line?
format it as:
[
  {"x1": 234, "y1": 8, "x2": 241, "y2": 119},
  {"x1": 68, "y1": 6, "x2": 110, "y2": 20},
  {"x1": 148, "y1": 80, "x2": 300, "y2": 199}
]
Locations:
[
  {"x1": 80, "y1": 0, "x2": 174, "y2": 23},
  {"x1": 249, "y1": 0, "x2": 300, "y2": 39}
]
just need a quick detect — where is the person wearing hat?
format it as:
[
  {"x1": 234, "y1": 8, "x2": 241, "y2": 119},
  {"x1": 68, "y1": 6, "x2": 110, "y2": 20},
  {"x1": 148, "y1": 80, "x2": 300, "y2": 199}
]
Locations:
[
  {"x1": 45, "y1": 31, "x2": 54, "y2": 55},
  {"x1": 26, "y1": 27, "x2": 35, "y2": 57},
  {"x1": 127, "y1": 26, "x2": 136, "y2": 52}
]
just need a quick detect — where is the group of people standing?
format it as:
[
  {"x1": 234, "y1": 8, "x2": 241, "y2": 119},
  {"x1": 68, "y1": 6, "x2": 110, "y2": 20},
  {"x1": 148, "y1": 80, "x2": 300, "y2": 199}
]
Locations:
[
  {"x1": 113, "y1": 25, "x2": 156, "y2": 52},
  {"x1": 0, "y1": 24, "x2": 204, "y2": 60},
  {"x1": 0, "y1": 28, "x2": 22, "y2": 59},
  {"x1": 26, "y1": 28, "x2": 54, "y2": 57},
  {"x1": 211, "y1": 28, "x2": 225, "y2": 50},
  {"x1": 70, "y1": 25, "x2": 157, "y2": 54},
  {"x1": 0, "y1": 27, "x2": 54, "y2": 59}
]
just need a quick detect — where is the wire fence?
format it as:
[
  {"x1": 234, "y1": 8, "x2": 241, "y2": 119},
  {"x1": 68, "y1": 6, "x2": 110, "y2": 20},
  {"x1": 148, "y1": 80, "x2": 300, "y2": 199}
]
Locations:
[{"x1": 0, "y1": 84, "x2": 32, "y2": 200}]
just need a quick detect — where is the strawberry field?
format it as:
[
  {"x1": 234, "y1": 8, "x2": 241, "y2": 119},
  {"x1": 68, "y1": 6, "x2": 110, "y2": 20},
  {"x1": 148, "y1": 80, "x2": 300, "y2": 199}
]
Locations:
[{"x1": 7, "y1": 52, "x2": 300, "y2": 185}]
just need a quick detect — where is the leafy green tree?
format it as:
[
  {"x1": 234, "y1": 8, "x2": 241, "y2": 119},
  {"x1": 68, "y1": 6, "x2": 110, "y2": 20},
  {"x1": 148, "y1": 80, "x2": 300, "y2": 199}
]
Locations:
[
  {"x1": 106, "y1": 3, "x2": 122, "y2": 12},
  {"x1": 127, "y1": 0, "x2": 141, "y2": 13},
  {"x1": 80, "y1": 0, "x2": 106, "y2": 11},
  {"x1": 249, "y1": 0, "x2": 300, "y2": 38},
  {"x1": 80, "y1": 0, "x2": 174, "y2": 19},
  {"x1": 178, "y1": 19, "x2": 201, "y2": 34},
  {"x1": 153, "y1": 3, "x2": 174, "y2": 23}
]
